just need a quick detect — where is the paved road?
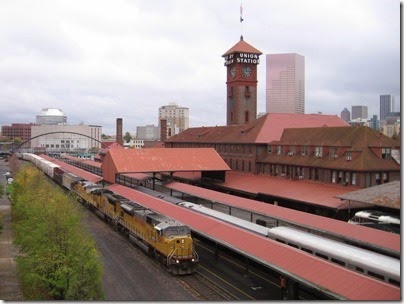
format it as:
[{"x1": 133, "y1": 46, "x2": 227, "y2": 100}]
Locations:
[{"x1": 0, "y1": 159, "x2": 22, "y2": 300}]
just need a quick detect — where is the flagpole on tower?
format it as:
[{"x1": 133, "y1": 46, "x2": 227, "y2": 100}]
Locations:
[{"x1": 240, "y1": 3, "x2": 244, "y2": 40}]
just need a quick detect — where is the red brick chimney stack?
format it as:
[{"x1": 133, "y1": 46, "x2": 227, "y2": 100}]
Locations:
[
  {"x1": 116, "y1": 118, "x2": 123, "y2": 146},
  {"x1": 160, "y1": 119, "x2": 167, "y2": 142}
]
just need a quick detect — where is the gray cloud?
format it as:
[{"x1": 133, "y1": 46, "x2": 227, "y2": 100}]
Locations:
[{"x1": 0, "y1": 0, "x2": 399, "y2": 135}]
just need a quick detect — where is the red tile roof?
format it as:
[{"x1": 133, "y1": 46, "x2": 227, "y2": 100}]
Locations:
[
  {"x1": 255, "y1": 113, "x2": 349, "y2": 143},
  {"x1": 276, "y1": 125, "x2": 399, "y2": 147},
  {"x1": 61, "y1": 155, "x2": 102, "y2": 168},
  {"x1": 222, "y1": 37, "x2": 262, "y2": 57},
  {"x1": 81, "y1": 159, "x2": 102, "y2": 168},
  {"x1": 165, "y1": 113, "x2": 348, "y2": 144},
  {"x1": 101, "y1": 147, "x2": 231, "y2": 183},
  {"x1": 264, "y1": 126, "x2": 400, "y2": 171},
  {"x1": 170, "y1": 170, "x2": 381, "y2": 212},
  {"x1": 174, "y1": 170, "x2": 354, "y2": 209}
]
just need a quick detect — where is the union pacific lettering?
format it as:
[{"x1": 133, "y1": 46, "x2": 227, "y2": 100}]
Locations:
[{"x1": 133, "y1": 216, "x2": 146, "y2": 227}]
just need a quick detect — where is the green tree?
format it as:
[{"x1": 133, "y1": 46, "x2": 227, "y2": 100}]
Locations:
[
  {"x1": 13, "y1": 137, "x2": 23, "y2": 145},
  {"x1": 123, "y1": 132, "x2": 132, "y2": 143},
  {"x1": 12, "y1": 165, "x2": 104, "y2": 300}
]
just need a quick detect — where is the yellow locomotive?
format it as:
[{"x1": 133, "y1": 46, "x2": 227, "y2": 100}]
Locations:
[{"x1": 73, "y1": 180, "x2": 198, "y2": 275}]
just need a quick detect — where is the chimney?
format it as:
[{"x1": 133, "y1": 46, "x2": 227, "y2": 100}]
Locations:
[
  {"x1": 160, "y1": 119, "x2": 167, "y2": 142},
  {"x1": 116, "y1": 118, "x2": 123, "y2": 146}
]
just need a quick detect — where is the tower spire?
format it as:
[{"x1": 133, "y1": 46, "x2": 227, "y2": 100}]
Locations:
[{"x1": 240, "y1": 3, "x2": 244, "y2": 40}]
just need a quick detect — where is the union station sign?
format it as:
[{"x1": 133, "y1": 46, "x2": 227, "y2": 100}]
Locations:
[{"x1": 224, "y1": 53, "x2": 260, "y2": 66}]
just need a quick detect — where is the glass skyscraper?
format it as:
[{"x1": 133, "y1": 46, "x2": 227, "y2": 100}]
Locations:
[{"x1": 266, "y1": 53, "x2": 305, "y2": 114}]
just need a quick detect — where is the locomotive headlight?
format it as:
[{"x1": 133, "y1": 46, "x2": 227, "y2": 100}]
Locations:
[
  {"x1": 176, "y1": 260, "x2": 179, "y2": 264},
  {"x1": 191, "y1": 258, "x2": 195, "y2": 262}
]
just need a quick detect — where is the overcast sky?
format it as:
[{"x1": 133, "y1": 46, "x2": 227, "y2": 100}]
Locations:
[{"x1": 0, "y1": 0, "x2": 400, "y2": 135}]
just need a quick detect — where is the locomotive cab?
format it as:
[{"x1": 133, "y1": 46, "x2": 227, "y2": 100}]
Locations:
[{"x1": 155, "y1": 222, "x2": 199, "y2": 275}]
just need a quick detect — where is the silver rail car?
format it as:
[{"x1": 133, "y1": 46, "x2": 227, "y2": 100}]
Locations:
[{"x1": 178, "y1": 201, "x2": 400, "y2": 286}]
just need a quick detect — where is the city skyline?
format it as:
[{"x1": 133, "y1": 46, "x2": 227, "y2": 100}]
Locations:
[{"x1": 0, "y1": 0, "x2": 399, "y2": 135}]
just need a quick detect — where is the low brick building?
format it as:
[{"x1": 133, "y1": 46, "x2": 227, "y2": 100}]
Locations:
[{"x1": 1, "y1": 123, "x2": 36, "y2": 148}]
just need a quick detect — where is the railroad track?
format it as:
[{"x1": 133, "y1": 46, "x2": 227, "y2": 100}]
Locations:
[{"x1": 180, "y1": 272, "x2": 236, "y2": 301}]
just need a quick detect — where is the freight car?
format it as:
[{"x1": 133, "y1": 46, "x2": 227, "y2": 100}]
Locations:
[
  {"x1": 177, "y1": 201, "x2": 400, "y2": 286},
  {"x1": 19, "y1": 153, "x2": 198, "y2": 275}
]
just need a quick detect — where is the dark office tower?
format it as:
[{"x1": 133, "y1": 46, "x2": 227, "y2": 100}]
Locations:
[
  {"x1": 380, "y1": 95, "x2": 394, "y2": 121},
  {"x1": 351, "y1": 106, "x2": 368, "y2": 119},
  {"x1": 341, "y1": 107, "x2": 350, "y2": 122},
  {"x1": 116, "y1": 118, "x2": 123, "y2": 146}
]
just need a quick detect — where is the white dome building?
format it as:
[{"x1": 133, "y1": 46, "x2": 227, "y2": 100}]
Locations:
[{"x1": 36, "y1": 108, "x2": 67, "y2": 125}]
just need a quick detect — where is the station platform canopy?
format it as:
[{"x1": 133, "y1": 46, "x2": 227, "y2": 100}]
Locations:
[{"x1": 101, "y1": 147, "x2": 231, "y2": 183}]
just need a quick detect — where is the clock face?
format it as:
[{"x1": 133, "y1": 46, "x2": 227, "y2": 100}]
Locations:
[
  {"x1": 230, "y1": 66, "x2": 236, "y2": 78},
  {"x1": 242, "y1": 65, "x2": 252, "y2": 78}
]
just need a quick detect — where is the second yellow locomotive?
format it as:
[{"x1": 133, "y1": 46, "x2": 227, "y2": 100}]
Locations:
[{"x1": 73, "y1": 180, "x2": 199, "y2": 275}]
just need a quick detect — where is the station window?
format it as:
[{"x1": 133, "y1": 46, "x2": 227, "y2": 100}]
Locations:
[
  {"x1": 315, "y1": 252, "x2": 328, "y2": 260},
  {"x1": 351, "y1": 173, "x2": 357, "y2": 185},
  {"x1": 331, "y1": 258, "x2": 345, "y2": 266},
  {"x1": 329, "y1": 146, "x2": 337, "y2": 158},
  {"x1": 389, "y1": 279, "x2": 400, "y2": 287},
  {"x1": 381, "y1": 148, "x2": 391, "y2": 159},
  {"x1": 268, "y1": 146, "x2": 273, "y2": 154},
  {"x1": 331, "y1": 171, "x2": 336, "y2": 183},
  {"x1": 368, "y1": 271, "x2": 384, "y2": 281},
  {"x1": 244, "y1": 111, "x2": 249, "y2": 123},
  {"x1": 314, "y1": 146, "x2": 323, "y2": 157},
  {"x1": 301, "y1": 146, "x2": 308, "y2": 156},
  {"x1": 301, "y1": 247, "x2": 313, "y2": 254}
]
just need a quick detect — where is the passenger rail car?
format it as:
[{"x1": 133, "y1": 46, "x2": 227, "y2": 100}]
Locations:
[
  {"x1": 348, "y1": 210, "x2": 400, "y2": 234},
  {"x1": 177, "y1": 202, "x2": 400, "y2": 286},
  {"x1": 18, "y1": 153, "x2": 198, "y2": 275},
  {"x1": 349, "y1": 210, "x2": 400, "y2": 226}
]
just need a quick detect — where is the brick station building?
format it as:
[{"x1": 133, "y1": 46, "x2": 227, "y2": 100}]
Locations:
[{"x1": 165, "y1": 112, "x2": 400, "y2": 189}]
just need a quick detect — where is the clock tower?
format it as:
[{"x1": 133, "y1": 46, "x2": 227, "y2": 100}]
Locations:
[{"x1": 222, "y1": 36, "x2": 262, "y2": 125}]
